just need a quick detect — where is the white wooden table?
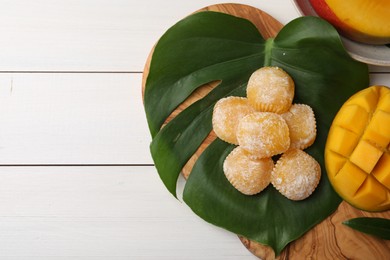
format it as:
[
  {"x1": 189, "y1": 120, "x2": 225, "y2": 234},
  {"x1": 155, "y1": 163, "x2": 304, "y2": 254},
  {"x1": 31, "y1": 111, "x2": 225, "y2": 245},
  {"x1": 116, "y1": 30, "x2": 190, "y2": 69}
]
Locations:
[{"x1": 0, "y1": 1, "x2": 388, "y2": 259}]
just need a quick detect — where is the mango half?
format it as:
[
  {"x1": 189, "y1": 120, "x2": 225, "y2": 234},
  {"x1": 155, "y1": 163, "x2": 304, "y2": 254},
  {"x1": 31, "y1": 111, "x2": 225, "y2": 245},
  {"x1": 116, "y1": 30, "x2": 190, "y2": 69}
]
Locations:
[
  {"x1": 325, "y1": 86, "x2": 390, "y2": 211},
  {"x1": 310, "y1": 0, "x2": 390, "y2": 44}
]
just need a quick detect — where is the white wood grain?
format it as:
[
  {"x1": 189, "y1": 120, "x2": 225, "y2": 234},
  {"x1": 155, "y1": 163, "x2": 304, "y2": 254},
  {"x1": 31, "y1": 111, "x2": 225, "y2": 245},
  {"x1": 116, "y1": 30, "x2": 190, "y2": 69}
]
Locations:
[
  {"x1": 0, "y1": 1, "x2": 389, "y2": 259},
  {"x1": 0, "y1": 73, "x2": 152, "y2": 165},
  {"x1": 0, "y1": 0, "x2": 387, "y2": 73},
  {"x1": 0, "y1": 166, "x2": 256, "y2": 259},
  {"x1": 0, "y1": 0, "x2": 299, "y2": 72}
]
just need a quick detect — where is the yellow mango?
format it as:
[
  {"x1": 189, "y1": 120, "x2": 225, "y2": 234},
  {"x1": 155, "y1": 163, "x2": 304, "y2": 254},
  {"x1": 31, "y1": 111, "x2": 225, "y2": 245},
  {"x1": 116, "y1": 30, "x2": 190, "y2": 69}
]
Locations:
[
  {"x1": 372, "y1": 153, "x2": 390, "y2": 190},
  {"x1": 324, "y1": 150, "x2": 346, "y2": 175},
  {"x1": 325, "y1": 86, "x2": 390, "y2": 211},
  {"x1": 364, "y1": 110, "x2": 390, "y2": 146},
  {"x1": 349, "y1": 140, "x2": 383, "y2": 173},
  {"x1": 353, "y1": 175, "x2": 390, "y2": 212},
  {"x1": 377, "y1": 90, "x2": 390, "y2": 111},
  {"x1": 333, "y1": 161, "x2": 368, "y2": 197},
  {"x1": 326, "y1": 126, "x2": 359, "y2": 157},
  {"x1": 346, "y1": 86, "x2": 382, "y2": 113},
  {"x1": 332, "y1": 104, "x2": 368, "y2": 134}
]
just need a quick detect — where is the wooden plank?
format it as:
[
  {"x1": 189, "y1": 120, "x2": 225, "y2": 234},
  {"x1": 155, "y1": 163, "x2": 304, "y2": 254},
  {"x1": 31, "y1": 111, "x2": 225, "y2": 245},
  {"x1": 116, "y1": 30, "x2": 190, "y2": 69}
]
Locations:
[
  {"x1": 0, "y1": 73, "x2": 152, "y2": 165},
  {"x1": 0, "y1": 72, "x2": 388, "y2": 165},
  {"x1": 0, "y1": 0, "x2": 299, "y2": 72},
  {"x1": 0, "y1": 0, "x2": 387, "y2": 73},
  {"x1": 0, "y1": 166, "x2": 255, "y2": 259}
]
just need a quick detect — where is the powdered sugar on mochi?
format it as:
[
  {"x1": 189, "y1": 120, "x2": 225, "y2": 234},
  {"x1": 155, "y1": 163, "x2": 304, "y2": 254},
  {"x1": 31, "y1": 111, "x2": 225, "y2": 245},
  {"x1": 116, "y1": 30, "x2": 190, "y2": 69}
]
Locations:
[
  {"x1": 282, "y1": 104, "x2": 317, "y2": 149},
  {"x1": 247, "y1": 67, "x2": 294, "y2": 114},
  {"x1": 212, "y1": 96, "x2": 255, "y2": 145},
  {"x1": 271, "y1": 149, "x2": 321, "y2": 201},
  {"x1": 237, "y1": 112, "x2": 290, "y2": 158},
  {"x1": 223, "y1": 146, "x2": 274, "y2": 195}
]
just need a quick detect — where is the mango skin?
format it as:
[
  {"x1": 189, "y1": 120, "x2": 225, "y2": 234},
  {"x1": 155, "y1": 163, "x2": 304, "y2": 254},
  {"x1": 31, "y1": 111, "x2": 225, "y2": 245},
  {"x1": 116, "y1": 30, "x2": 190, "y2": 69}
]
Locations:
[
  {"x1": 310, "y1": 0, "x2": 390, "y2": 45},
  {"x1": 325, "y1": 86, "x2": 390, "y2": 212}
]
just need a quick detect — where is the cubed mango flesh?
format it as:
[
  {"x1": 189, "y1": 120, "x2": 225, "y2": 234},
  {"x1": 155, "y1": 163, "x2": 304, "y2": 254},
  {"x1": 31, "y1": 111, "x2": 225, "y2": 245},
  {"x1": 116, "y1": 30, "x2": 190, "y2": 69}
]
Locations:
[
  {"x1": 352, "y1": 175, "x2": 390, "y2": 212},
  {"x1": 332, "y1": 104, "x2": 368, "y2": 134},
  {"x1": 325, "y1": 86, "x2": 390, "y2": 211},
  {"x1": 362, "y1": 110, "x2": 390, "y2": 148},
  {"x1": 324, "y1": 150, "x2": 346, "y2": 175},
  {"x1": 372, "y1": 152, "x2": 390, "y2": 190},
  {"x1": 333, "y1": 161, "x2": 368, "y2": 197},
  {"x1": 349, "y1": 140, "x2": 383, "y2": 173}
]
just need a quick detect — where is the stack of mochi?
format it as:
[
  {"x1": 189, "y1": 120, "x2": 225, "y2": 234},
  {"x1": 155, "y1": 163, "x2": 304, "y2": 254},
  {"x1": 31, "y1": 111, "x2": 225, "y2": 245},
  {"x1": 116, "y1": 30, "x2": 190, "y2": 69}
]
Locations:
[{"x1": 212, "y1": 66, "x2": 321, "y2": 201}]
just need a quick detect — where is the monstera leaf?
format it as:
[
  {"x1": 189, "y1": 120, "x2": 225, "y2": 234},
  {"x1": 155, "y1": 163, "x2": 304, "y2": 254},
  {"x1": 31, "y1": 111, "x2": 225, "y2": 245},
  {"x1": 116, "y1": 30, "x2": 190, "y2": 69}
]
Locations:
[{"x1": 144, "y1": 12, "x2": 369, "y2": 255}]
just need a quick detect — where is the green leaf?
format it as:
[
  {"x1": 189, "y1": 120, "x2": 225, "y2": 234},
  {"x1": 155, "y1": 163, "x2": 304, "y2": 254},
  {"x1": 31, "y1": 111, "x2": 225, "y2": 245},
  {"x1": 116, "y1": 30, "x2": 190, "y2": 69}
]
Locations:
[
  {"x1": 343, "y1": 217, "x2": 390, "y2": 240},
  {"x1": 145, "y1": 12, "x2": 265, "y2": 138},
  {"x1": 183, "y1": 139, "x2": 335, "y2": 254},
  {"x1": 144, "y1": 12, "x2": 369, "y2": 255},
  {"x1": 145, "y1": 11, "x2": 266, "y2": 197}
]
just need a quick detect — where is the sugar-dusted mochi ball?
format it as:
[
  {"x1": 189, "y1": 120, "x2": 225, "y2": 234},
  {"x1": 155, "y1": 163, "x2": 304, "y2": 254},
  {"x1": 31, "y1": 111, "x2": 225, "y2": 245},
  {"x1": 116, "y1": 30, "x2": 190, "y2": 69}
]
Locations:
[
  {"x1": 212, "y1": 96, "x2": 255, "y2": 144},
  {"x1": 281, "y1": 104, "x2": 317, "y2": 150},
  {"x1": 271, "y1": 149, "x2": 321, "y2": 201},
  {"x1": 237, "y1": 112, "x2": 290, "y2": 158},
  {"x1": 247, "y1": 66, "x2": 295, "y2": 114},
  {"x1": 223, "y1": 146, "x2": 274, "y2": 195}
]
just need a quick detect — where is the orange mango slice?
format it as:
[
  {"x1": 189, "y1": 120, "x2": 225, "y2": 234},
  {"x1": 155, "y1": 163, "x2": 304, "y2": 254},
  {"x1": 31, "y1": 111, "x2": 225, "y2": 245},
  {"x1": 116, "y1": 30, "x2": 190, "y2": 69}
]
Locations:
[{"x1": 325, "y1": 86, "x2": 390, "y2": 211}]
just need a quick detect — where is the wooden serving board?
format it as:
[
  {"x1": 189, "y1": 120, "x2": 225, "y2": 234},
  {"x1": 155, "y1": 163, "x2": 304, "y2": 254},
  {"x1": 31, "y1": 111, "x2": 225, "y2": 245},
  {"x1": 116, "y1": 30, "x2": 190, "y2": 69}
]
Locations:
[{"x1": 142, "y1": 3, "x2": 390, "y2": 259}]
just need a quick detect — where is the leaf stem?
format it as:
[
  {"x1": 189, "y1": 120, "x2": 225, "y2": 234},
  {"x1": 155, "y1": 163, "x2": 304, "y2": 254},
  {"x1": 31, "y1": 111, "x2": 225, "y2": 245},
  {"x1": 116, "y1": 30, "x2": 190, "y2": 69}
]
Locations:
[{"x1": 264, "y1": 38, "x2": 274, "y2": 66}]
